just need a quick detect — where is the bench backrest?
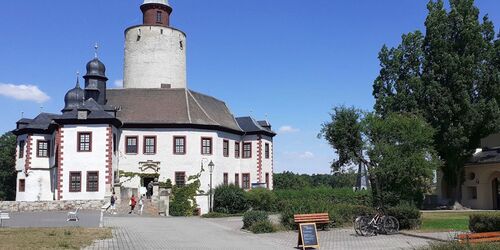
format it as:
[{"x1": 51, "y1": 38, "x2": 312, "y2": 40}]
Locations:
[
  {"x1": 294, "y1": 213, "x2": 329, "y2": 223},
  {"x1": 458, "y1": 232, "x2": 500, "y2": 240}
]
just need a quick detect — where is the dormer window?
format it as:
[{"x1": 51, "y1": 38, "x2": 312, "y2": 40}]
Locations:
[{"x1": 78, "y1": 110, "x2": 88, "y2": 120}]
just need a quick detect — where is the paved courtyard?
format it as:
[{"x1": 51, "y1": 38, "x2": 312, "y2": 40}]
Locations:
[
  {"x1": 1, "y1": 210, "x2": 100, "y2": 228},
  {"x1": 86, "y1": 215, "x2": 437, "y2": 250}
]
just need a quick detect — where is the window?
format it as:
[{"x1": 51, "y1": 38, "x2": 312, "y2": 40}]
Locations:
[
  {"x1": 19, "y1": 179, "x2": 25, "y2": 192},
  {"x1": 223, "y1": 173, "x2": 228, "y2": 185},
  {"x1": 87, "y1": 172, "x2": 99, "y2": 192},
  {"x1": 243, "y1": 142, "x2": 252, "y2": 158},
  {"x1": 223, "y1": 140, "x2": 229, "y2": 157},
  {"x1": 113, "y1": 134, "x2": 117, "y2": 153},
  {"x1": 242, "y1": 173, "x2": 250, "y2": 190},
  {"x1": 175, "y1": 172, "x2": 186, "y2": 187},
  {"x1": 156, "y1": 11, "x2": 162, "y2": 23},
  {"x1": 266, "y1": 173, "x2": 270, "y2": 189},
  {"x1": 201, "y1": 137, "x2": 212, "y2": 155},
  {"x1": 144, "y1": 136, "x2": 157, "y2": 155},
  {"x1": 174, "y1": 136, "x2": 186, "y2": 155},
  {"x1": 235, "y1": 142, "x2": 240, "y2": 158},
  {"x1": 37, "y1": 140, "x2": 49, "y2": 158},
  {"x1": 235, "y1": 174, "x2": 239, "y2": 187},
  {"x1": 19, "y1": 140, "x2": 25, "y2": 158},
  {"x1": 125, "y1": 136, "x2": 138, "y2": 154},
  {"x1": 265, "y1": 143, "x2": 270, "y2": 159},
  {"x1": 69, "y1": 172, "x2": 82, "y2": 192},
  {"x1": 78, "y1": 132, "x2": 92, "y2": 152}
]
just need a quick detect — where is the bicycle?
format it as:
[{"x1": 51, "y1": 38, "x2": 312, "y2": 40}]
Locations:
[{"x1": 354, "y1": 208, "x2": 399, "y2": 237}]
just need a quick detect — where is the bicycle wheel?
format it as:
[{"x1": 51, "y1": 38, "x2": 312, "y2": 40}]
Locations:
[
  {"x1": 383, "y1": 216, "x2": 400, "y2": 234},
  {"x1": 359, "y1": 216, "x2": 376, "y2": 237},
  {"x1": 354, "y1": 216, "x2": 363, "y2": 236}
]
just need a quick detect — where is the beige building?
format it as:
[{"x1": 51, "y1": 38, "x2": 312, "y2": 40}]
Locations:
[{"x1": 459, "y1": 133, "x2": 500, "y2": 209}]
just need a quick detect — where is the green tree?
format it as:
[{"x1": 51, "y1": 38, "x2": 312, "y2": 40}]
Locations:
[
  {"x1": 319, "y1": 107, "x2": 440, "y2": 206},
  {"x1": 273, "y1": 171, "x2": 311, "y2": 190},
  {"x1": 0, "y1": 132, "x2": 17, "y2": 201},
  {"x1": 373, "y1": 0, "x2": 500, "y2": 201}
]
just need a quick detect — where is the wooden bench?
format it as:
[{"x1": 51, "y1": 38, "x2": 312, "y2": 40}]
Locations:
[
  {"x1": 0, "y1": 212, "x2": 10, "y2": 227},
  {"x1": 457, "y1": 232, "x2": 500, "y2": 244},
  {"x1": 294, "y1": 213, "x2": 332, "y2": 230}
]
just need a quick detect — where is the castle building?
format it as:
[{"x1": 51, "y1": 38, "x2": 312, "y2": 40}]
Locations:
[{"x1": 13, "y1": 0, "x2": 276, "y2": 212}]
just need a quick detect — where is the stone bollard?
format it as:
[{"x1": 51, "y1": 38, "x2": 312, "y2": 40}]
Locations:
[
  {"x1": 114, "y1": 183, "x2": 122, "y2": 204},
  {"x1": 152, "y1": 183, "x2": 160, "y2": 203},
  {"x1": 159, "y1": 189, "x2": 170, "y2": 216}
]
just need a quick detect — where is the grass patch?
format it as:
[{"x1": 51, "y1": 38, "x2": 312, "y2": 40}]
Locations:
[
  {"x1": 0, "y1": 227, "x2": 112, "y2": 249},
  {"x1": 420, "y1": 212, "x2": 498, "y2": 232},
  {"x1": 201, "y1": 212, "x2": 244, "y2": 218}
]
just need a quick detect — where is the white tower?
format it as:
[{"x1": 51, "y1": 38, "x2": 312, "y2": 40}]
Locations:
[{"x1": 123, "y1": 0, "x2": 187, "y2": 89}]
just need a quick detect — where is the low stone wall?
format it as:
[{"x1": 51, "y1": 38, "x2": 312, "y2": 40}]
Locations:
[{"x1": 0, "y1": 200, "x2": 105, "y2": 212}]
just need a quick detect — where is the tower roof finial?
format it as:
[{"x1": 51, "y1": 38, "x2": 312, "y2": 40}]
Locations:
[
  {"x1": 94, "y1": 43, "x2": 99, "y2": 58},
  {"x1": 76, "y1": 71, "x2": 81, "y2": 88}
]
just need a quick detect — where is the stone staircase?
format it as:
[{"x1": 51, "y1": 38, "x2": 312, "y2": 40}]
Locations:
[{"x1": 110, "y1": 198, "x2": 160, "y2": 217}]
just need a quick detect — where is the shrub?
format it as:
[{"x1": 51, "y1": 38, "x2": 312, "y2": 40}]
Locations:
[
  {"x1": 243, "y1": 210, "x2": 269, "y2": 229},
  {"x1": 159, "y1": 179, "x2": 173, "y2": 189},
  {"x1": 386, "y1": 203, "x2": 421, "y2": 230},
  {"x1": 169, "y1": 179, "x2": 200, "y2": 216},
  {"x1": 213, "y1": 184, "x2": 249, "y2": 214},
  {"x1": 245, "y1": 188, "x2": 278, "y2": 212},
  {"x1": 280, "y1": 199, "x2": 374, "y2": 229},
  {"x1": 469, "y1": 213, "x2": 500, "y2": 233},
  {"x1": 249, "y1": 220, "x2": 276, "y2": 234}
]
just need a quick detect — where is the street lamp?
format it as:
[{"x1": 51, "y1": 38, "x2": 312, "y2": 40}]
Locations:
[{"x1": 208, "y1": 160, "x2": 215, "y2": 212}]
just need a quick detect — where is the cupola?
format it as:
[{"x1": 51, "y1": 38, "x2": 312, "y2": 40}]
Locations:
[
  {"x1": 63, "y1": 76, "x2": 85, "y2": 112},
  {"x1": 141, "y1": 0, "x2": 172, "y2": 26},
  {"x1": 84, "y1": 44, "x2": 109, "y2": 105}
]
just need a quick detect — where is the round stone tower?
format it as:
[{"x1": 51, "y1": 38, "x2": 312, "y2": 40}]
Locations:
[{"x1": 123, "y1": 0, "x2": 187, "y2": 89}]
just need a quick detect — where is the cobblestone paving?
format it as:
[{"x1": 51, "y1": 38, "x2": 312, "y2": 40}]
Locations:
[{"x1": 86, "y1": 216, "x2": 437, "y2": 250}]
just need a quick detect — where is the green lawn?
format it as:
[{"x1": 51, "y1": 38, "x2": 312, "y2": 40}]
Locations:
[
  {"x1": 420, "y1": 212, "x2": 498, "y2": 232},
  {"x1": 0, "y1": 228, "x2": 112, "y2": 249}
]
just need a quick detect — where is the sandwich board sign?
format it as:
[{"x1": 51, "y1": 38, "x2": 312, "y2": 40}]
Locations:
[{"x1": 297, "y1": 223, "x2": 320, "y2": 250}]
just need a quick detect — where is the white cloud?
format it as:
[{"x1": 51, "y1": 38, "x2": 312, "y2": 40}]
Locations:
[
  {"x1": 0, "y1": 83, "x2": 50, "y2": 103},
  {"x1": 114, "y1": 79, "x2": 124, "y2": 88},
  {"x1": 278, "y1": 125, "x2": 300, "y2": 133},
  {"x1": 299, "y1": 151, "x2": 315, "y2": 159},
  {"x1": 283, "y1": 151, "x2": 315, "y2": 160}
]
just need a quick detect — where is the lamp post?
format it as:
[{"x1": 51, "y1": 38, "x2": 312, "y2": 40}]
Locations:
[{"x1": 208, "y1": 160, "x2": 215, "y2": 212}]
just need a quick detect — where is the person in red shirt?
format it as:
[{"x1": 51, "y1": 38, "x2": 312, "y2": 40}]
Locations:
[{"x1": 129, "y1": 194, "x2": 137, "y2": 214}]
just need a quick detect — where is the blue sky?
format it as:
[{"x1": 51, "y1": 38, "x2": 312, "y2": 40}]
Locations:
[{"x1": 1, "y1": 0, "x2": 499, "y2": 174}]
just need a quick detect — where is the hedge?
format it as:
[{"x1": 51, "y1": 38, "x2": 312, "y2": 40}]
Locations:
[
  {"x1": 245, "y1": 188, "x2": 278, "y2": 212},
  {"x1": 280, "y1": 199, "x2": 374, "y2": 229},
  {"x1": 275, "y1": 187, "x2": 372, "y2": 207},
  {"x1": 386, "y1": 203, "x2": 421, "y2": 230},
  {"x1": 469, "y1": 213, "x2": 500, "y2": 233}
]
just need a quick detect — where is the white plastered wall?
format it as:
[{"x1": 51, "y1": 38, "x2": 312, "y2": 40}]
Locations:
[{"x1": 124, "y1": 26, "x2": 187, "y2": 89}]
